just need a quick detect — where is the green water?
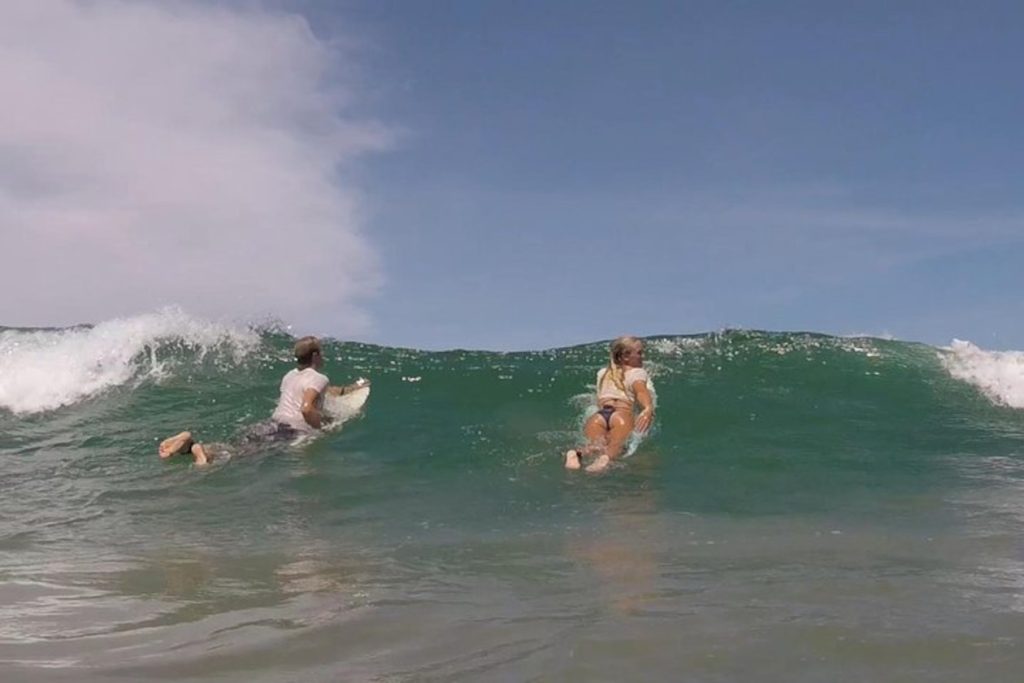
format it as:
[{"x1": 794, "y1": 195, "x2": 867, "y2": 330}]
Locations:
[{"x1": 3, "y1": 315, "x2": 1024, "y2": 681}]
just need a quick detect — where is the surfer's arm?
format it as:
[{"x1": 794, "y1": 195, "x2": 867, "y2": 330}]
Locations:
[
  {"x1": 301, "y1": 387, "x2": 324, "y2": 429},
  {"x1": 325, "y1": 378, "x2": 370, "y2": 397},
  {"x1": 633, "y1": 381, "x2": 655, "y2": 433}
]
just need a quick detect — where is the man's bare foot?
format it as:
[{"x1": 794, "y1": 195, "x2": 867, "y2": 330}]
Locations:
[
  {"x1": 564, "y1": 449, "x2": 581, "y2": 470},
  {"x1": 159, "y1": 432, "x2": 194, "y2": 459},
  {"x1": 190, "y1": 443, "x2": 210, "y2": 466},
  {"x1": 585, "y1": 454, "x2": 611, "y2": 473}
]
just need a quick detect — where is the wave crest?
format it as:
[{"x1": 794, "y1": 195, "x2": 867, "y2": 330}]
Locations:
[
  {"x1": 0, "y1": 309, "x2": 258, "y2": 415},
  {"x1": 942, "y1": 339, "x2": 1024, "y2": 409}
]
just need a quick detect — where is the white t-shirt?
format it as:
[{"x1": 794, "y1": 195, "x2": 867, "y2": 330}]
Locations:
[
  {"x1": 596, "y1": 366, "x2": 650, "y2": 404},
  {"x1": 271, "y1": 367, "x2": 330, "y2": 432}
]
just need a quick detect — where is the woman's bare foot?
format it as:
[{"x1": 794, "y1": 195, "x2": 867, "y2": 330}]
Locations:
[
  {"x1": 159, "y1": 432, "x2": 194, "y2": 459},
  {"x1": 564, "y1": 449, "x2": 581, "y2": 470},
  {"x1": 190, "y1": 443, "x2": 210, "y2": 466},
  {"x1": 585, "y1": 454, "x2": 611, "y2": 473}
]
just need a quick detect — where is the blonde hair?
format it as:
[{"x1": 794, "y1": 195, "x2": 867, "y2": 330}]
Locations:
[
  {"x1": 293, "y1": 336, "x2": 322, "y2": 367},
  {"x1": 599, "y1": 336, "x2": 642, "y2": 394}
]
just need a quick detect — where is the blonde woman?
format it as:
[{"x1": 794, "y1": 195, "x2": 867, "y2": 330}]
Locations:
[{"x1": 565, "y1": 336, "x2": 655, "y2": 473}]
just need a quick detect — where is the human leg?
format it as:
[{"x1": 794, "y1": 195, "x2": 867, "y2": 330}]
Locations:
[
  {"x1": 566, "y1": 413, "x2": 612, "y2": 470},
  {"x1": 582, "y1": 413, "x2": 610, "y2": 454},
  {"x1": 159, "y1": 432, "x2": 194, "y2": 459},
  {"x1": 564, "y1": 448, "x2": 582, "y2": 469},
  {"x1": 158, "y1": 431, "x2": 212, "y2": 466},
  {"x1": 569, "y1": 411, "x2": 614, "y2": 471},
  {"x1": 585, "y1": 411, "x2": 634, "y2": 473},
  {"x1": 190, "y1": 443, "x2": 210, "y2": 466}
]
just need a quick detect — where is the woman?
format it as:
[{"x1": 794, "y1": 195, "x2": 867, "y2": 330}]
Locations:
[{"x1": 565, "y1": 336, "x2": 655, "y2": 473}]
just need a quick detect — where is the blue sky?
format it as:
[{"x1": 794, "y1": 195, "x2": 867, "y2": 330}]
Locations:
[
  {"x1": 286, "y1": 0, "x2": 1024, "y2": 350},
  {"x1": 3, "y1": 1, "x2": 1022, "y2": 350}
]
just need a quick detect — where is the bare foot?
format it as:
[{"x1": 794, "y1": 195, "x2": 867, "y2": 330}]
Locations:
[
  {"x1": 585, "y1": 454, "x2": 611, "y2": 473},
  {"x1": 190, "y1": 443, "x2": 210, "y2": 466},
  {"x1": 564, "y1": 449, "x2": 581, "y2": 470},
  {"x1": 159, "y1": 432, "x2": 194, "y2": 459}
]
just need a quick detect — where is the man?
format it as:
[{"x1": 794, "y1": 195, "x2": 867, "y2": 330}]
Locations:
[{"x1": 158, "y1": 336, "x2": 368, "y2": 465}]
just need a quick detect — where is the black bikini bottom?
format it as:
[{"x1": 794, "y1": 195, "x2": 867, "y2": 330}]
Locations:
[{"x1": 596, "y1": 405, "x2": 617, "y2": 429}]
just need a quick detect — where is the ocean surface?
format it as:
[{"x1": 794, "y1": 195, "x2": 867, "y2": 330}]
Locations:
[{"x1": 3, "y1": 310, "x2": 1024, "y2": 682}]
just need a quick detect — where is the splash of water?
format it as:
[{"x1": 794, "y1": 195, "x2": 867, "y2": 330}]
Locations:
[
  {"x1": 941, "y1": 339, "x2": 1024, "y2": 409},
  {"x1": 0, "y1": 309, "x2": 258, "y2": 414}
]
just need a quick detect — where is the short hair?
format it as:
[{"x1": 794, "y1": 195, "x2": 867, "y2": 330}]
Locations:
[{"x1": 293, "y1": 336, "x2": 321, "y2": 366}]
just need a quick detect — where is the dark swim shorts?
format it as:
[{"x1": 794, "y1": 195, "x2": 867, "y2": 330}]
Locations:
[{"x1": 239, "y1": 420, "x2": 301, "y2": 446}]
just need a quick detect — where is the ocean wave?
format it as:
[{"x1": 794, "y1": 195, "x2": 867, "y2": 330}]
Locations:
[
  {"x1": 0, "y1": 309, "x2": 258, "y2": 415},
  {"x1": 5, "y1": 312, "x2": 1023, "y2": 421},
  {"x1": 941, "y1": 340, "x2": 1024, "y2": 409}
]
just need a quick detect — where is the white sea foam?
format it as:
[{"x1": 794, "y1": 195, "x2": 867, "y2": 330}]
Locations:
[
  {"x1": 942, "y1": 340, "x2": 1024, "y2": 409},
  {"x1": 0, "y1": 309, "x2": 258, "y2": 415},
  {"x1": 647, "y1": 337, "x2": 706, "y2": 355}
]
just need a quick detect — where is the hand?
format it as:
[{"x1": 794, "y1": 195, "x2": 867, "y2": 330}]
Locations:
[
  {"x1": 340, "y1": 378, "x2": 370, "y2": 394},
  {"x1": 635, "y1": 408, "x2": 655, "y2": 433},
  {"x1": 346, "y1": 378, "x2": 370, "y2": 392}
]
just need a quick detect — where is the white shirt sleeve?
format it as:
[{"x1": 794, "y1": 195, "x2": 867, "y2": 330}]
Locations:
[{"x1": 308, "y1": 371, "x2": 329, "y2": 395}]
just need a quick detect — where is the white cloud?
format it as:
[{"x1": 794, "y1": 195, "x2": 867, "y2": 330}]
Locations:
[{"x1": 0, "y1": 0, "x2": 389, "y2": 335}]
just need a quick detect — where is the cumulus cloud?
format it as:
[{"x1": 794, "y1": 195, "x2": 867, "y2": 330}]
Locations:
[{"x1": 0, "y1": 0, "x2": 388, "y2": 335}]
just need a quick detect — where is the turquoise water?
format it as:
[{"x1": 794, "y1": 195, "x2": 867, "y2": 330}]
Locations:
[{"x1": 3, "y1": 311, "x2": 1024, "y2": 681}]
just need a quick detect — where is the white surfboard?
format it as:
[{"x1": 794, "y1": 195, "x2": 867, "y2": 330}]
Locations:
[
  {"x1": 623, "y1": 379, "x2": 657, "y2": 458},
  {"x1": 322, "y1": 380, "x2": 371, "y2": 432}
]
